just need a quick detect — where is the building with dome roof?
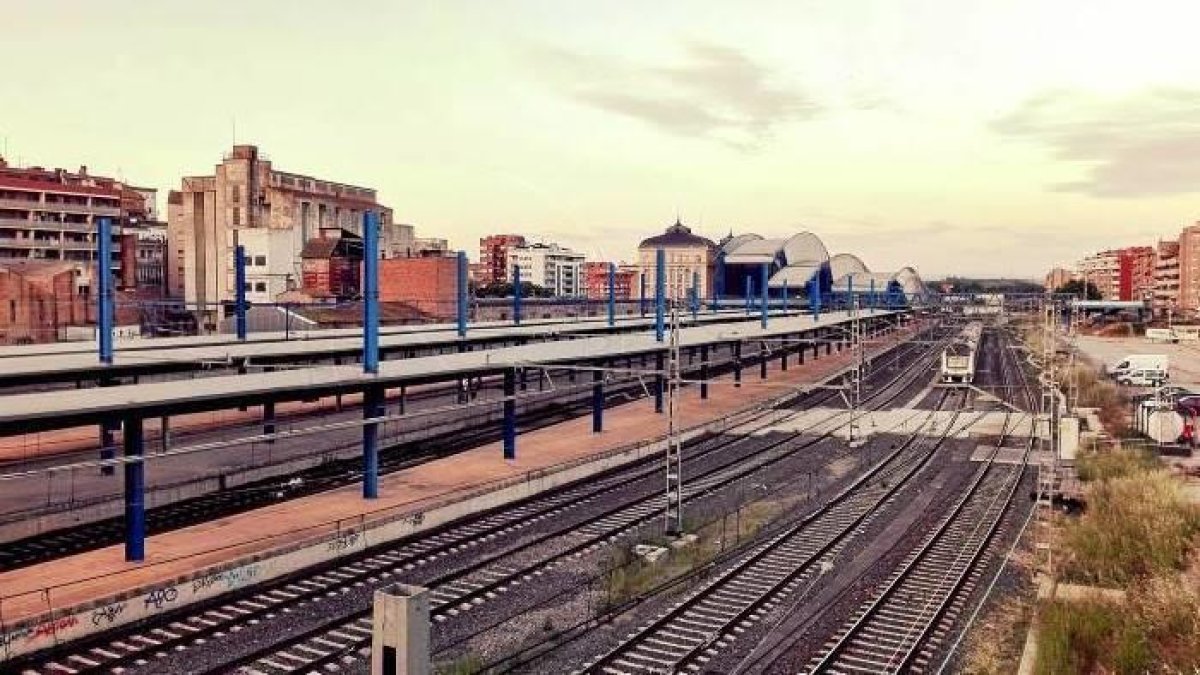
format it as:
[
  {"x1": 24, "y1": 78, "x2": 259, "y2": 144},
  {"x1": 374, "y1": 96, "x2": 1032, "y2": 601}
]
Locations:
[{"x1": 636, "y1": 219, "x2": 717, "y2": 301}]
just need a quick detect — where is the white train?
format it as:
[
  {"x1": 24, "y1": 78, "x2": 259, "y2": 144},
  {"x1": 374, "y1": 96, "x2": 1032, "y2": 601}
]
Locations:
[{"x1": 940, "y1": 322, "x2": 982, "y2": 384}]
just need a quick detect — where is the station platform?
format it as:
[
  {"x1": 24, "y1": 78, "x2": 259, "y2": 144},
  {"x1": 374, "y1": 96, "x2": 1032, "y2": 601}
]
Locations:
[{"x1": 0, "y1": 321, "x2": 922, "y2": 659}]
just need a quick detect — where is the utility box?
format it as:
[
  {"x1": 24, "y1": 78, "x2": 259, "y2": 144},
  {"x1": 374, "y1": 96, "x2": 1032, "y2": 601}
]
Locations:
[
  {"x1": 1059, "y1": 416, "x2": 1080, "y2": 462},
  {"x1": 371, "y1": 583, "x2": 430, "y2": 675}
]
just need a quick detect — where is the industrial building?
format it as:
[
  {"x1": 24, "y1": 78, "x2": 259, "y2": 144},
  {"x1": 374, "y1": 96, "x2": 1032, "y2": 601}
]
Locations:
[{"x1": 166, "y1": 144, "x2": 394, "y2": 317}]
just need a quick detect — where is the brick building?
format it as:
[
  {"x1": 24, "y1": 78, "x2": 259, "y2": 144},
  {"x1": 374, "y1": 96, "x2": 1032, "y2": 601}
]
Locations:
[
  {"x1": 583, "y1": 261, "x2": 636, "y2": 300},
  {"x1": 0, "y1": 260, "x2": 138, "y2": 344},
  {"x1": 167, "y1": 144, "x2": 393, "y2": 321},
  {"x1": 0, "y1": 157, "x2": 147, "y2": 278},
  {"x1": 478, "y1": 234, "x2": 525, "y2": 286},
  {"x1": 379, "y1": 255, "x2": 457, "y2": 319},
  {"x1": 300, "y1": 228, "x2": 363, "y2": 299}
]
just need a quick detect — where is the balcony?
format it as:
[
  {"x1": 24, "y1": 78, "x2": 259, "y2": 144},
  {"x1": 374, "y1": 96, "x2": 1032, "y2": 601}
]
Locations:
[
  {"x1": 0, "y1": 217, "x2": 96, "y2": 233},
  {"x1": 0, "y1": 197, "x2": 120, "y2": 216},
  {"x1": 0, "y1": 236, "x2": 111, "y2": 252}
]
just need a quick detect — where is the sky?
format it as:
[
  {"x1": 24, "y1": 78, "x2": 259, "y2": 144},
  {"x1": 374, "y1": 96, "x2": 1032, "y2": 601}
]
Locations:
[{"x1": 3, "y1": 0, "x2": 1200, "y2": 278}]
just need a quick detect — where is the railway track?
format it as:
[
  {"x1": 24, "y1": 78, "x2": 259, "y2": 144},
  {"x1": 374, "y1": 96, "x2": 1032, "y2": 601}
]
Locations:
[
  {"x1": 9, "y1": 327, "x2": 945, "y2": 675},
  {"x1": 573, "y1": 389, "x2": 966, "y2": 675},
  {"x1": 204, "y1": 337, "x2": 949, "y2": 675},
  {"x1": 801, "y1": 329, "x2": 1035, "y2": 675}
]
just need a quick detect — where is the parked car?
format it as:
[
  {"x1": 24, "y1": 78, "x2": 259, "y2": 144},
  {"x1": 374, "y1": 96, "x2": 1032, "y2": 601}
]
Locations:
[{"x1": 1117, "y1": 368, "x2": 1169, "y2": 387}]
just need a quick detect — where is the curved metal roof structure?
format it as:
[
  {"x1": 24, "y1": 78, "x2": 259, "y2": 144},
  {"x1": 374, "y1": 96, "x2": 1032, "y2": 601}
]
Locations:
[
  {"x1": 718, "y1": 233, "x2": 763, "y2": 255},
  {"x1": 716, "y1": 230, "x2": 924, "y2": 297},
  {"x1": 829, "y1": 253, "x2": 869, "y2": 281}
]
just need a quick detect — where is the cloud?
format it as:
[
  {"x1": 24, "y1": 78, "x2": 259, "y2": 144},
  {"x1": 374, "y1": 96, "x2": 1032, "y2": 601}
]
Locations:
[
  {"x1": 529, "y1": 41, "x2": 820, "y2": 147},
  {"x1": 992, "y1": 88, "x2": 1200, "y2": 197}
]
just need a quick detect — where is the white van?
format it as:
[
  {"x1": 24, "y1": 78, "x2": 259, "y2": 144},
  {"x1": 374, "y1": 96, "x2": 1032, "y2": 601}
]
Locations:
[
  {"x1": 1110, "y1": 354, "x2": 1169, "y2": 380},
  {"x1": 1117, "y1": 368, "x2": 1169, "y2": 387}
]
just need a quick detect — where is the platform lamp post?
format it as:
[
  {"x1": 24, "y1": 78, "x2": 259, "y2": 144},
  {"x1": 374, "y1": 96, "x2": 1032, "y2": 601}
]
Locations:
[
  {"x1": 760, "y1": 263, "x2": 769, "y2": 329},
  {"x1": 234, "y1": 244, "x2": 248, "y2": 341},
  {"x1": 655, "y1": 248, "x2": 666, "y2": 342},
  {"x1": 362, "y1": 210, "x2": 382, "y2": 500},
  {"x1": 607, "y1": 262, "x2": 616, "y2": 327}
]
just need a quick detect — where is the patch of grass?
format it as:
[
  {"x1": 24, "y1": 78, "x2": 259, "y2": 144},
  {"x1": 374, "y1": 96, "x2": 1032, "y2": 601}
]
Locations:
[
  {"x1": 1076, "y1": 447, "x2": 1159, "y2": 483},
  {"x1": 602, "y1": 500, "x2": 783, "y2": 608},
  {"x1": 1035, "y1": 563, "x2": 1200, "y2": 674},
  {"x1": 1061, "y1": 470, "x2": 1200, "y2": 586},
  {"x1": 1035, "y1": 599, "x2": 1123, "y2": 675}
]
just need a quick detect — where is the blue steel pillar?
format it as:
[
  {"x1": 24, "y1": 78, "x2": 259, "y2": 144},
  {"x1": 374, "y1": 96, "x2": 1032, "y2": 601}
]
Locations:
[
  {"x1": 234, "y1": 244, "x2": 247, "y2": 341},
  {"x1": 362, "y1": 211, "x2": 381, "y2": 499},
  {"x1": 700, "y1": 344, "x2": 709, "y2": 400},
  {"x1": 760, "y1": 263, "x2": 769, "y2": 329},
  {"x1": 744, "y1": 275, "x2": 752, "y2": 315},
  {"x1": 97, "y1": 217, "x2": 114, "y2": 364},
  {"x1": 363, "y1": 385, "x2": 383, "y2": 499},
  {"x1": 782, "y1": 280, "x2": 789, "y2": 315},
  {"x1": 847, "y1": 274, "x2": 854, "y2": 313},
  {"x1": 503, "y1": 369, "x2": 516, "y2": 459},
  {"x1": 363, "y1": 211, "x2": 380, "y2": 374},
  {"x1": 123, "y1": 416, "x2": 145, "y2": 562},
  {"x1": 655, "y1": 248, "x2": 665, "y2": 342},
  {"x1": 869, "y1": 278, "x2": 876, "y2": 314},
  {"x1": 691, "y1": 270, "x2": 699, "y2": 321},
  {"x1": 513, "y1": 265, "x2": 522, "y2": 326},
  {"x1": 456, "y1": 251, "x2": 468, "y2": 339},
  {"x1": 607, "y1": 263, "x2": 616, "y2": 327},
  {"x1": 592, "y1": 363, "x2": 604, "y2": 433},
  {"x1": 810, "y1": 278, "x2": 821, "y2": 322}
]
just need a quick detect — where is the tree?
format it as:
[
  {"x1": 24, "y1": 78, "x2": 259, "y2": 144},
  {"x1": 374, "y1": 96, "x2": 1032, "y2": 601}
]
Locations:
[{"x1": 1055, "y1": 279, "x2": 1101, "y2": 300}]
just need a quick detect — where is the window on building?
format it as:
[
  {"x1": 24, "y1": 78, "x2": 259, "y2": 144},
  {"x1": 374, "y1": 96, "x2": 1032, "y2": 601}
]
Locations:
[
  {"x1": 255, "y1": 282, "x2": 267, "y2": 293},
  {"x1": 254, "y1": 255, "x2": 267, "y2": 266},
  {"x1": 8, "y1": 300, "x2": 14, "y2": 322},
  {"x1": 243, "y1": 283, "x2": 252, "y2": 292},
  {"x1": 231, "y1": 185, "x2": 241, "y2": 203},
  {"x1": 232, "y1": 207, "x2": 241, "y2": 226}
]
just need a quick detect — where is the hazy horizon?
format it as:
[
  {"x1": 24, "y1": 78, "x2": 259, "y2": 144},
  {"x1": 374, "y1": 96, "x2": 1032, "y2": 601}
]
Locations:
[{"x1": 4, "y1": 1, "x2": 1200, "y2": 278}]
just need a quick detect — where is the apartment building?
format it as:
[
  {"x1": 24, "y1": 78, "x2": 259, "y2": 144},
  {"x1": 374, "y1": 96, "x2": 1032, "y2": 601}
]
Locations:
[
  {"x1": 0, "y1": 157, "x2": 147, "y2": 279},
  {"x1": 1179, "y1": 223, "x2": 1200, "y2": 317},
  {"x1": 582, "y1": 261, "x2": 636, "y2": 300},
  {"x1": 1152, "y1": 239, "x2": 1180, "y2": 317},
  {"x1": 479, "y1": 234, "x2": 526, "y2": 286},
  {"x1": 1043, "y1": 267, "x2": 1075, "y2": 292},
  {"x1": 167, "y1": 144, "x2": 393, "y2": 320},
  {"x1": 509, "y1": 242, "x2": 585, "y2": 297}
]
